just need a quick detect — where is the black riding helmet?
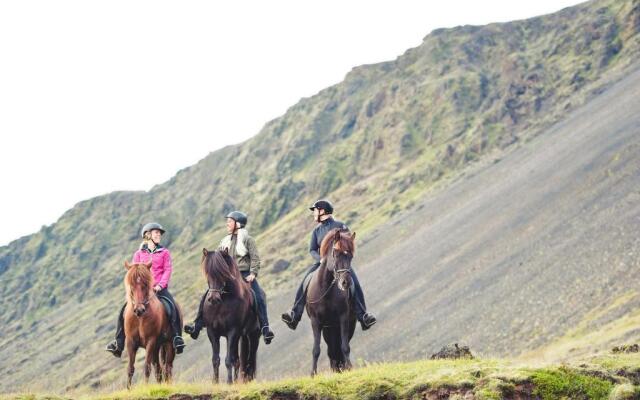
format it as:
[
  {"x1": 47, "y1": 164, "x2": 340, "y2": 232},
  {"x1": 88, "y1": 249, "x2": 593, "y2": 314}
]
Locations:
[
  {"x1": 309, "y1": 199, "x2": 334, "y2": 214},
  {"x1": 140, "y1": 222, "x2": 166, "y2": 238},
  {"x1": 226, "y1": 211, "x2": 248, "y2": 226}
]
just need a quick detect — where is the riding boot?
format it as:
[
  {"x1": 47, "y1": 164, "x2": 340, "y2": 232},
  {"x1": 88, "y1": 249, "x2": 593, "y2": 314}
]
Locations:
[
  {"x1": 185, "y1": 291, "x2": 206, "y2": 340},
  {"x1": 106, "y1": 303, "x2": 126, "y2": 358},
  {"x1": 171, "y1": 311, "x2": 185, "y2": 354},
  {"x1": 248, "y1": 277, "x2": 275, "y2": 344},
  {"x1": 352, "y1": 268, "x2": 377, "y2": 330}
]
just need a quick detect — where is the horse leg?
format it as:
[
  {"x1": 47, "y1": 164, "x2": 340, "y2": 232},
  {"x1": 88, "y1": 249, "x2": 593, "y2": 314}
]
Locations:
[
  {"x1": 310, "y1": 318, "x2": 322, "y2": 377},
  {"x1": 225, "y1": 331, "x2": 240, "y2": 384},
  {"x1": 339, "y1": 315, "x2": 352, "y2": 371},
  {"x1": 239, "y1": 335, "x2": 248, "y2": 383},
  {"x1": 209, "y1": 332, "x2": 221, "y2": 384},
  {"x1": 155, "y1": 346, "x2": 164, "y2": 383},
  {"x1": 164, "y1": 343, "x2": 175, "y2": 383},
  {"x1": 126, "y1": 340, "x2": 136, "y2": 389},
  {"x1": 143, "y1": 340, "x2": 156, "y2": 384},
  {"x1": 247, "y1": 330, "x2": 260, "y2": 382}
]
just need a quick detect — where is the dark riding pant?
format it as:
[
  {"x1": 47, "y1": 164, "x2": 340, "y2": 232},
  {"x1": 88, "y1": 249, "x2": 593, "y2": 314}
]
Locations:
[
  {"x1": 114, "y1": 303, "x2": 126, "y2": 348},
  {"x1": 193, "y1": 272, "x2": 271, "y2": 329},
  {"x1": 291, "y1": 262, "x2": 368, "y2": 321},
  {"x1": 112, "y1": 288, "x2": 182, "y2": 348},
  {"x1": 242, "y1": 271, "x2": 270, "y2": 329}
]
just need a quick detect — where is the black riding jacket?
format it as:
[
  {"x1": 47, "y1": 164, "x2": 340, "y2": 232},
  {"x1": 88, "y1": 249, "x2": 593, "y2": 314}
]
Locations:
[{"x1": 309, "y1": 217, "x2": 349, "y2": 263}]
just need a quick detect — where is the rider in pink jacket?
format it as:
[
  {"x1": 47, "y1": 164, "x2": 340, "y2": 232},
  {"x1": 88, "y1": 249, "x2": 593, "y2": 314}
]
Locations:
[
  {"x1": 106, "y1": 222, "x2": 185, "y2": 357},
  {"x1": 132, "y1": 246, "x2": 173, "y2": 290}
]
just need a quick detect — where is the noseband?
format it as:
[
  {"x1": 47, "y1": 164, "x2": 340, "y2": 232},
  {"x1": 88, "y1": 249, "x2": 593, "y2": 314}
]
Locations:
[
  {"x1": 331, "y1": 248, "x2": 352, "y2": 279},
  {"x1": 207, "y1": 283, "x2": 228, "y2": 296}
]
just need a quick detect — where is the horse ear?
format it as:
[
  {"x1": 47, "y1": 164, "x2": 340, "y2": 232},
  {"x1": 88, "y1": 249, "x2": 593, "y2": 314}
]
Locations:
[
  {"x1": 351, "y1": 231, "x2": 356, "y2": 240},
  {"x1": 334, "y1": 229, "x2": 341, "y2": 241},
  {"x1": 124, "y1": 260, "x2": 132, "y2": 270},
  {"x1": 144, "y1": 260, "x2": 152, "y2": 269},
  {"x1": 221, "y1": 247, "x2": 229, "y2": 256},
  {"x1": 203, "y1": 248, "x2": 209, "y2": 257}
]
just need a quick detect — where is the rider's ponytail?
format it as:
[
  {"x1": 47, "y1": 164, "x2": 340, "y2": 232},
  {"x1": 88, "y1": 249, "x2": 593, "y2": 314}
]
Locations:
[{"x1": 140, "y1": 231, "x2": 153, "y2": 249}]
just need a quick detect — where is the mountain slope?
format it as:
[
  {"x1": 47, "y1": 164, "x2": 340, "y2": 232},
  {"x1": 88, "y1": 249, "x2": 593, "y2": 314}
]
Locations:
[
  {"x1": 179, "y1": 60, "x2": 640, "y2": 382},
  {"x1": 1, "y1": 0, "x2": 639, "y2": 392}
]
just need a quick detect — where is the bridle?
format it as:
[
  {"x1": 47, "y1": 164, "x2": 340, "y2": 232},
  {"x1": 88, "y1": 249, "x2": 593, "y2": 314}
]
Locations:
[
  {"x1": 207, "y1": 282, "x2": 228, "y2": 296},
  {"x1": 330, "y1": 247, "x2": 353, "y2": 280},
  {"x1": 307, "y1": 245, "x2": 353, "y2": 304},
  {"x1": 129, "y1": 286, "x2": 154, "y2": 310}
]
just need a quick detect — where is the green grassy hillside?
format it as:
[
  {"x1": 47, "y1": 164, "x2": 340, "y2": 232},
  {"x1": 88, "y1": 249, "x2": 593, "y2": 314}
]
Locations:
[
  {"x1": 1, "y1": 0, "x2": 639, "y2": 393},
  {"x1": 5, "y1": 352, "x2": 640, "y2": 399}
]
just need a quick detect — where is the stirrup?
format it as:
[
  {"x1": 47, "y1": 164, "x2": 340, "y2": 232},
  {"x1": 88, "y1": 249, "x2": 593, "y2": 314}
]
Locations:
[
  {"x1": 185, "y1": 322, "x2": 202, "y2": 339},
  {"x1": 360, "y1": 312, "x2": 377, "y2": 331},
  {"x1": 281, "y1": 311, "x2": 299, "y2": 330},
  {"x1": 106, "y1": 341, "x2": 123, "y2": 358},
  {"x1": 261, "y1": 326, "x2": 275, "y2": 344},
  {"x1": 173, "y1": 336, "x2": 186, "y2": 354}
]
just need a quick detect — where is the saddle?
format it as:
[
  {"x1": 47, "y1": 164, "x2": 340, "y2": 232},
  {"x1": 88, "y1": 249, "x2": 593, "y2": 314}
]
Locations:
[{"x1": 158, "y1": 295, "x2": 175, "y2": 320}]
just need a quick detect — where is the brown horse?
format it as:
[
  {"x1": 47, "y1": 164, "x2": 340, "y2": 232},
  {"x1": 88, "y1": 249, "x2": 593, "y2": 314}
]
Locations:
[
  {"x1": 306, "y1": 228, "x2": 357, "y2": 376},
  {"x1": 123, "y1": 260, "x2": 179, "y2": 388},
  {"x1": 201, "y1": 248, "x2": 260, "y2": 383}
]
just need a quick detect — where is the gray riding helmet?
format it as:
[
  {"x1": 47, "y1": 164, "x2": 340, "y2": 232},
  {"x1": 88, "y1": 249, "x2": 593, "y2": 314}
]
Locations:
[
  {"x1": 226, "y1": 211, "x2": 248, "y2": 226},
  {"x1": 141, "y1": 222, "x2": 166, "y2": 238}
]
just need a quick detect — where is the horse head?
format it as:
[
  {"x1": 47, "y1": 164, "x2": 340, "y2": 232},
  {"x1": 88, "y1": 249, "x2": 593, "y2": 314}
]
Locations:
[
  {"x1": 324, "y1": 229, "x2": 356, "y2": 292},
  {"x1": 124, "y1": 260, "x2": 153, "y2": 317},
  {"x1": 201, "y1": 248, "x2": 236, "y2": 304}
]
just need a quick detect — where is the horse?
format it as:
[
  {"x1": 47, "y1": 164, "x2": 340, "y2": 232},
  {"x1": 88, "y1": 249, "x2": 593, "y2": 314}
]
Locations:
[
  {"x1": 123, "y1": 260, "x2": 180, "y2": 388},
  {"x1": 201, "y1": 248, "x2": 260, "y2": 383},
  {"x1": 306, "y1": 228, "x2": 357, "y2": 376}
]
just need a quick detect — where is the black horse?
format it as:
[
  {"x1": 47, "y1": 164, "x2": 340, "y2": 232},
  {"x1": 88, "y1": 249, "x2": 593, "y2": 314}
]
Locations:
[
  {"x1": 305, "y1": 228, "x2": 357, "y2": 376},
  {"x1": 200, "y1": 248, "x2": 260, "y2": 383}
]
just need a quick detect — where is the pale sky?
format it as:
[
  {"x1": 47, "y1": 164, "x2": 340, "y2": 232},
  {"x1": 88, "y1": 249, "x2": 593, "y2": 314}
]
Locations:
[{"x1": 0, "y1": 0, "x2": 584, "y2": 246}]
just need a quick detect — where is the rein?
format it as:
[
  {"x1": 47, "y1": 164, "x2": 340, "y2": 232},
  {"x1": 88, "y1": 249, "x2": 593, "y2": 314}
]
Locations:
[{"x1": 307, "y1": 248, "x2": 352, "y2": 304}]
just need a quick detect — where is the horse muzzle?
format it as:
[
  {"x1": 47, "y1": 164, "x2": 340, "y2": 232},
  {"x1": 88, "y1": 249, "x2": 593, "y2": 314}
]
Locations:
[{"x1": 134, "y1": 306, "x2": 146, "y2": 317}]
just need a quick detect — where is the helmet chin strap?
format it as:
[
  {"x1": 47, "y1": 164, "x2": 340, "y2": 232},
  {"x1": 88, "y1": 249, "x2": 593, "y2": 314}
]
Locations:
[{"x1": 316, "y1": 210, "x2": 328, "y2": 223}]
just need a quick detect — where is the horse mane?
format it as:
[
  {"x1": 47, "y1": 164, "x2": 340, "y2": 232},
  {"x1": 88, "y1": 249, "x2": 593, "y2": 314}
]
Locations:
[
  {"x1": 125, "y1": 263, "x2": 153, "y2": 288},
  {"x1": 202, "y1": 249, "x2": 249, "y2": 297},
  {"x1": 124, "y1": 263, "x2": 153, "y2": 298},
  {"x1": 320, "y1": 228, "x2": 356, "y2": 258}
]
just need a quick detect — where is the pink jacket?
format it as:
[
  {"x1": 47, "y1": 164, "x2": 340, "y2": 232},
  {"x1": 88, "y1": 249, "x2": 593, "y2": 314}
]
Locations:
[{"x1": 132, "y1": 247, "x2": 173, "y2": 289}]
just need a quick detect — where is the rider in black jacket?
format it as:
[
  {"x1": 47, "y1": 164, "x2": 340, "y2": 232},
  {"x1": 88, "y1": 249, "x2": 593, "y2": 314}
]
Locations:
[{"x1": 281, "y1": 199, "x2": 377, "y2": 331}]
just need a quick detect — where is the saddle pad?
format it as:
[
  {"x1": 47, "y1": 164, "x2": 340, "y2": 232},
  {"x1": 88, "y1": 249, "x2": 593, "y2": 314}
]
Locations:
[
  {"x1": 158, "y1": 295, "x2": 173, "y2": 319},
  {"x1": 302, "y1": 270, "x2": 317, "y2": 292}
]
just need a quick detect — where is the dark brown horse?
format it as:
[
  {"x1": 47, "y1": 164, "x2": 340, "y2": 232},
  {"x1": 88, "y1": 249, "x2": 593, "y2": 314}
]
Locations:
[
  {"x1": 123, "y1": 260, "x2": 180, "y2": 388},
  {"x1": 201, "y1": 248, "x2": 260, "y2": 383},
  {"x1": 306, "y1": 228, "x2": 357, "y2": 376}
]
